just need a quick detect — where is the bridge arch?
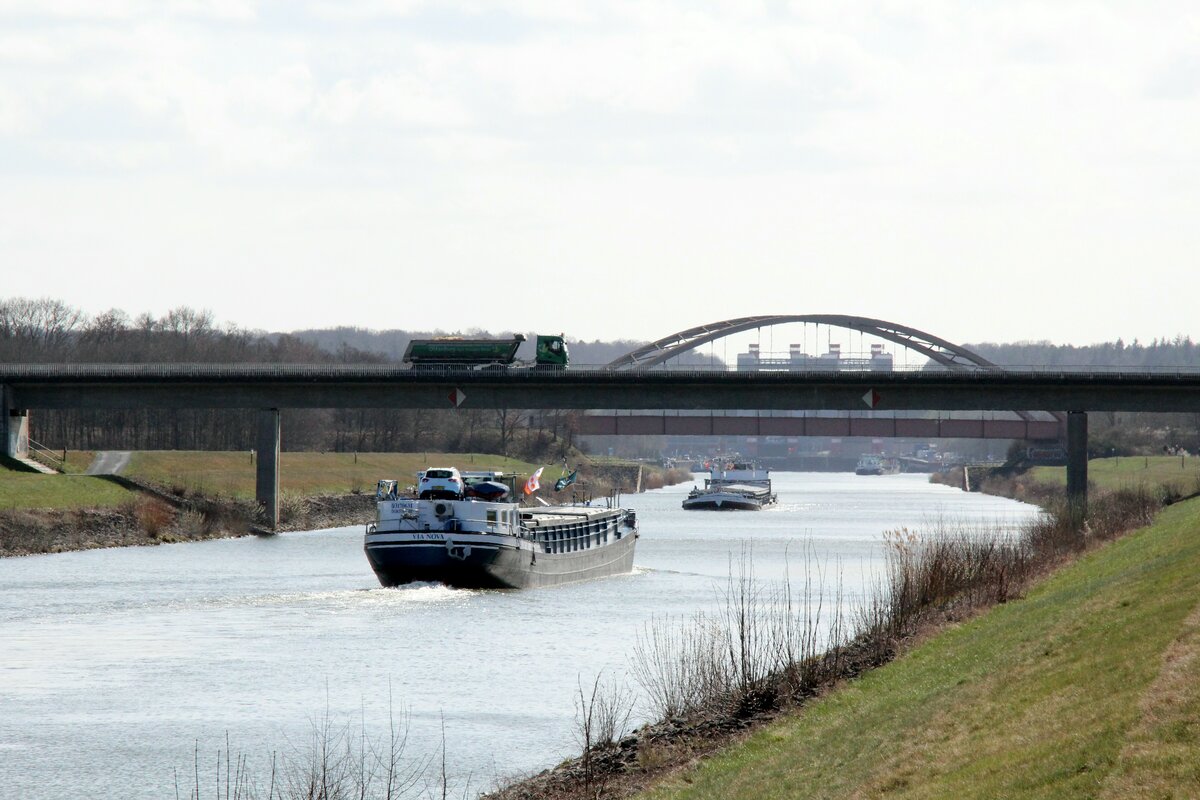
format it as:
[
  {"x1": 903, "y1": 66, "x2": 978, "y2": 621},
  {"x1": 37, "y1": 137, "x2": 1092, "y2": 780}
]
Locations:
[{"x1": 604, "y1": 314, "x2": 1000, "y2": 371}]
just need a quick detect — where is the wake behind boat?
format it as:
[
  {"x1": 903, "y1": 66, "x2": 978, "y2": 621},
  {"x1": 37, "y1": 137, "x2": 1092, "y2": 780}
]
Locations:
[
  {"x1": 682, "y1": 462, "x2": 777, "y2": 511},
  {"x1": 364, "y1": 468, "x2": 638, "y2": 589}
]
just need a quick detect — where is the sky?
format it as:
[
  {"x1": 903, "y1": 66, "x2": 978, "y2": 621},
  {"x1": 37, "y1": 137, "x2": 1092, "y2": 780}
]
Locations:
[{"x1": 2, "y1": 1, "x2": 1198, "y2": 347}]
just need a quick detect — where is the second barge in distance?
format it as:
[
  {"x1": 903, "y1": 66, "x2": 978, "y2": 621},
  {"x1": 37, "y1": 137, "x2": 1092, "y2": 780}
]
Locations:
[
  {"x1": 364, "y1": 470, "x2": 638, "y2": 589},
  {"x1": 682, "y1": 462, "x2": 777, "y2": 511},
  {"x1": 855, "y1": 455, "x2": 900, "y2": 476}
]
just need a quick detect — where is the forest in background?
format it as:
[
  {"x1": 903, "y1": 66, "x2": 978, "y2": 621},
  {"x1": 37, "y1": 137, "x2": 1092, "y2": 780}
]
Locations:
[{"x1": 5, "y1": 296, "x2": 1200, "y2": 457}]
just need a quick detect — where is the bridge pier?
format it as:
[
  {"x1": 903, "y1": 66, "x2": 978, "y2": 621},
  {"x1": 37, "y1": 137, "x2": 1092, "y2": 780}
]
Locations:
[
  {"x1": 1066, "y1": 410, "x2": 1088, "y2": 522},
  {"x1": 1, "y1": 385, "x2": 30, "y2": 460},
  {"x1": 256, "y1": 408, "x2": 280, "y2": 529}
]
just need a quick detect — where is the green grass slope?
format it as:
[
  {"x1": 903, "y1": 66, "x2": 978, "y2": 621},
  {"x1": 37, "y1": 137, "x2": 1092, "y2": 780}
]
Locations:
[
  {"x1": 1032, "y1": 455, "x2": 1200, "y2": 494},
  {"x1": 641, "y1": 499, "x2": 1200, "y2": 799},
  {"x1": 124, "y1": 451, "x2": 540, "y2": 498},
  {"x1": 0, "y1": 452, "x2": 539, "y2": 509},
  {"x1": 0, "y1": 473, "x2": 136, "y2": 509}
]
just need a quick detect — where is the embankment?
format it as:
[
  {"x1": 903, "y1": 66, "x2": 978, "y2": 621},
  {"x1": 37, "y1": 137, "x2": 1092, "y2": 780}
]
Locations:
[
  {"x1": 489, "y1": 477, "x2": 1194, "y2": 799},
  {"x1": 628, "y1": 491, "x2": 1200, "y2": 799},
  {"x1": 0, "y1": 488, "x2": 376, "y2": 557},
  {"x1": 0, "y1": 461, "x2": 689, "y2": 558}
]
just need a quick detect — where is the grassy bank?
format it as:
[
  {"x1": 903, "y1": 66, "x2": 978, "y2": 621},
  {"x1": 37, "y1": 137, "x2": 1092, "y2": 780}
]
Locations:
[
  {"x1": 0, "y1": 473, "x2": 136, "y2": 509},
  {"x1": 1030, "y1": 454, "x2": 1200, "y2": 493},
  {"x1": 0, "y1": 451, "x2": 679, "y2": 507},
  {"x1": 632, "y1": 496, "x2": 1200, "y2": 798},
  {"x1": 0, "y1": 452, "x2": 687, "y2": 557},
  {"x1": 123, "y1": 451, "x2": 541, "y2": 498}
]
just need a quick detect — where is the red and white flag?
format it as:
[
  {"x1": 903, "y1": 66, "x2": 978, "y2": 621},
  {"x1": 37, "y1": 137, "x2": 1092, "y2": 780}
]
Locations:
[{"x1": 523, "y1": 466, "x2": 545, "y2": 496}]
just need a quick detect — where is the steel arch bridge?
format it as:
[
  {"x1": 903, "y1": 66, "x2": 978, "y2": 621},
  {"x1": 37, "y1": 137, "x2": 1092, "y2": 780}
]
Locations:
[
  {"x1": 605, "y1": 314, "x2": 1001, "y2": 371},
  {"x1": 602, "y1": 314, "x2": 1060, "y2": 426}
]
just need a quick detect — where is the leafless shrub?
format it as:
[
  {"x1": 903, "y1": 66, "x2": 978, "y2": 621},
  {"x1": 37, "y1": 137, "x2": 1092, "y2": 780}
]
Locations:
[
  {"x1": 631, "y1": 611, "x2": 724, "y2": 720},
  {"x1": 641, "y1": 468, "x2": 692, "y2": 492},
  {"x1": 771, "y1": 547, "x2": 849, "y2": 701},
  {"x1": 179, "y1": 701, "x2": 426, "y2": 800},
  {"x1": 632, "y1": 547, "x2": 851, "y2": 723},
  {"x1": 632, "y1": 518, "x2": 1043, "y2": 734},
  {"x1": 877, "y1": 522, "x2": 1030, "y2": 640},
  {"x1": 641, "y1": 472, "x2": 665, "y2": 491},
  {"x1": 212, "y1": 502, "x2": 256, "y2": 536},
  {"x1": 176, "y1": 509, "x2": 209, "y2": 539},
  {"x1": 276, "y1": 492, "x2": 305, "y2": 525},
  {"x1": 1087, "y1": 485, "x2": 1160, "y2": 540},
  {"x1": 136, "y1": 497, "x2": 174, "y2": 538},
  {"x1": 573, "y1": 672, "x2": 636, "y2": 793}
]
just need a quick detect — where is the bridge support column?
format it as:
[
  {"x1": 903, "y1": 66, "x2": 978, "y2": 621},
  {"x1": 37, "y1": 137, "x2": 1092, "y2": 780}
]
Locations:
[
  {"x1": 1, "y1": 385, "x2": 30, "y2": 459},
  {"x1": 1066, "y1": 411, "x2": 1088, "y2": 523},
  {"x1": 256, "y1": 408, "x2": 280, "y2": 530}
]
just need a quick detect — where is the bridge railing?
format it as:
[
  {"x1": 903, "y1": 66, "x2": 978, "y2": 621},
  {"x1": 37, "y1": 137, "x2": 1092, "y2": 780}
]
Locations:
[
  {"x1": 4, "y1": 363, "x2": 1200, "y2": 380},
  {"x1": 26, "y1": 438, "x2": 64, "y2": 473}
]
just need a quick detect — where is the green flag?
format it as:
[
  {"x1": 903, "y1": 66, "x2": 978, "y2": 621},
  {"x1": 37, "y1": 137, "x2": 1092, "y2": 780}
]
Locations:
[{"x1": 554, "y1": 469, "x2": 578, "y2": 492}]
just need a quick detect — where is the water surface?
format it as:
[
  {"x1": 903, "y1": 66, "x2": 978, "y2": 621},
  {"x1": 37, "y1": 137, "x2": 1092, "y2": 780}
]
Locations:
[{"x1": 0, "y1": 472, "x2": 1038, "y2": 797}]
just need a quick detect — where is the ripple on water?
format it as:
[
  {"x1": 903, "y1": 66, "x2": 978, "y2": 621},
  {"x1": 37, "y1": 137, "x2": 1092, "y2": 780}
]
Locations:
[{"x1": 224, "y1": 582, "x2": 480, "y2": 610}]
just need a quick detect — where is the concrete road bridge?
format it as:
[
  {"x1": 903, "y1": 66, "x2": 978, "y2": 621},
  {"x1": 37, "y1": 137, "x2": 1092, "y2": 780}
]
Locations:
[{"x1": 4, "y1": 315, "x2": 1196, "y2": 524}]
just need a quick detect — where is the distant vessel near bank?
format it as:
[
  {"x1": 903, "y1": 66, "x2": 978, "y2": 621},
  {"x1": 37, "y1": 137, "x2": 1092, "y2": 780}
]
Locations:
[
  {"x1": 364, "y1": 469, "x2": 637, "y2": 589},
  {"x1": 682, "y1": 462, "x2": 777, "y2": 511},
  {"x1": 855, "y1": 455, "x2": 901, "y2": 476}
]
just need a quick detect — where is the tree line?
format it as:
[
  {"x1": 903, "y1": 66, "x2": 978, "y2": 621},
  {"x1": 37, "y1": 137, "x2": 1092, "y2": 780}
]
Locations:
[
  {"x1": 0, "y1": 298, "x2": 589, "y2": 458},
  {"x1": 9, "y1": 296, "x2": 1200, "y2": 458}
]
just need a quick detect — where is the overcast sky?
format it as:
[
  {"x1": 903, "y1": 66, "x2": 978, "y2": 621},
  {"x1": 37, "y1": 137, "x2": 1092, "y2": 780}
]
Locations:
[{"x1": 2, "y1": 1, "x2": 1198, "y2": 347}]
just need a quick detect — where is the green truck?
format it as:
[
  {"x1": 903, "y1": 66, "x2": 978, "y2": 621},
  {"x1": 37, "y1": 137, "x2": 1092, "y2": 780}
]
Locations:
[{"x1": 402, "y1": 333, "x2": 569, "y2": 369}]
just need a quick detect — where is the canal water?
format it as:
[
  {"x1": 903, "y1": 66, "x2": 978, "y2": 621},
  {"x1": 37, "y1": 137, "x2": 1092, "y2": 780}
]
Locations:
[{"x1": 0, "y1": 473, "x2": 1037, "y2": 798}]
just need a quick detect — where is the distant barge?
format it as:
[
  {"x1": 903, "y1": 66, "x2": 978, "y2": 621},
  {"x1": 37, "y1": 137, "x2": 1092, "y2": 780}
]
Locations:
[{"x1": 682, "y1": 463, "x2": 777, "y2": 511}]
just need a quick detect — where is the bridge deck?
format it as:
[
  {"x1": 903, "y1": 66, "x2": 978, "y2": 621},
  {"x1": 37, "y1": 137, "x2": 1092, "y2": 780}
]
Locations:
[{"x1": 3, "y1": 365, "x2": 1200, "y2": 412}]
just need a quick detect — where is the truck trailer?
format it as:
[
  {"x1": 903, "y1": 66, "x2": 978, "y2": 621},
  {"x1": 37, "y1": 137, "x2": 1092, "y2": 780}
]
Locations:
[{"x1": 402, "y1": 333, "x2": 569, "y2": 369}]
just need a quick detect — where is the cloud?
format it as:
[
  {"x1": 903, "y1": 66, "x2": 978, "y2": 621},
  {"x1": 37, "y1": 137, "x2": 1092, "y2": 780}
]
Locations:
[
  {"x1": 167, "y1": 0, "x2": 258, "y2": 21},
  {"x1": 316, "y1": 73, "x2": 474, "y2": 129},
  {"x1": 0, "y1": 85, "x2": 37, "y2": 134},
  {"x1": 3, "y1": 2, "x2": 1200, "y2": 345},
  {"x1": 0, "y1": 34, "x2": 63, "y2": 64},
  {"x1": 0, "y1": 0, "x2": 258, "y2": 20}
]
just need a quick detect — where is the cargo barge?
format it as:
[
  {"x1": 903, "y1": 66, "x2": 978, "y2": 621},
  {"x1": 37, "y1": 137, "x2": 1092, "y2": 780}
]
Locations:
[
  {"x1": 364, "y1": 471, "x2": 637, "y2": 589},
  {"x1": 682, "y1": 462, "x2": 777, "y2": 511}
]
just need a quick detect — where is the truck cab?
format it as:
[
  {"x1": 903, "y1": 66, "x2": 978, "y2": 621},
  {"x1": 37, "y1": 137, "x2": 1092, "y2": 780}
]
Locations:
[{"x1": 535, "y1": 334, "x2": 569, "y2": 369}]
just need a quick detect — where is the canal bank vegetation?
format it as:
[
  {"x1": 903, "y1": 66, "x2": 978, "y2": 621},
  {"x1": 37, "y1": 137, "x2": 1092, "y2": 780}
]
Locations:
[
  {"x1": 0, "y1": 451, "x2": 686, "y2": 557},
  {"x1": 937, "y1": 455, "x2": 1200, "y2": 511},
  {"x1": 172, "y1": 705, "x2": 460, "y2": 800},
  {"x1": 622, "y1": 492, "x2": 1200, "y2": 800},
  {"x1": 488, "y1": 481, "x2": 1188, "y2": 799}
]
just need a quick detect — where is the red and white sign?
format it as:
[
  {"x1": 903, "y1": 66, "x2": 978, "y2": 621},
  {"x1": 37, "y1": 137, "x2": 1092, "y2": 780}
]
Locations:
[
  {"x1": 862, "y1": 389, "x2": 881, "y2": 409},
  {"x1": 449, "y1": 388, "x2": 467, "y2": 408}
]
